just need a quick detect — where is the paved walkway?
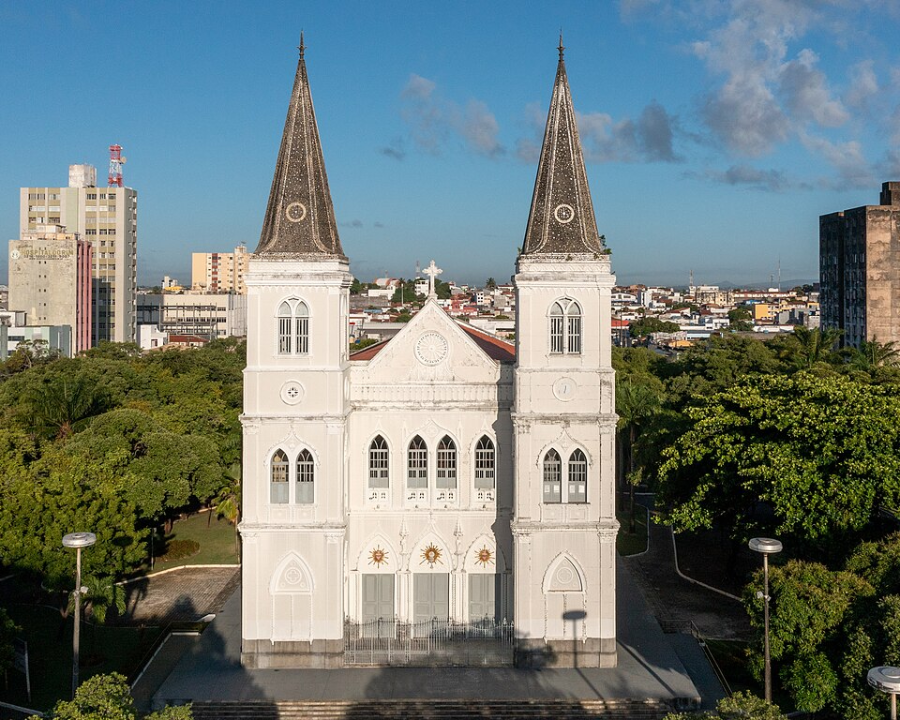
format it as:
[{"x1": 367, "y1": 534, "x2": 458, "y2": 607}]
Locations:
[
  {"x1": 148, "y1": 560, "x2": 711, "y2": 711},
  {"x1": 623, "y1": 498, "x2": 749, "y2": 640},
  {"x1": 119, "y1": 567, "x2": 240, "y2": 624}
]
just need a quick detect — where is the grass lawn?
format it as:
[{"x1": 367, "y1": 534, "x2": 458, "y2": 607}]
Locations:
[
  {"x1": 149, "y1": 511, "x2": 239, "y2": 574},
  {"x1": 3, "y1": 604, "x2": 162, "y2": 712},
  {"x1": 616, "y1": 506, "x2": 649, "y2": 556}
]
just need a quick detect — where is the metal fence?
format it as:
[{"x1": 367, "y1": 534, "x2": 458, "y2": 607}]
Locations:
[{"x1": 344, "y1": 617, "x2": 515, "y2": 667}]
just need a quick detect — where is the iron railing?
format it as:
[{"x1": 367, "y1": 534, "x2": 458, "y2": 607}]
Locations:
[{"x1": 344, "y1": 617, "x2": 514, "y2": 667}]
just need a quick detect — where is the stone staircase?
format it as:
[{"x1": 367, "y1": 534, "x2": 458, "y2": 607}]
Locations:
[{"x1": 191, "y1": 699, "x2": 675, "y2": 719}]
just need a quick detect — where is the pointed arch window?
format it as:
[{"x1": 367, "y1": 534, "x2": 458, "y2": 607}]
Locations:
[
  {"x1": 549, "y1": 298, "x2": 582, "y2": 355},
  {"x1": 296, "y1": 449, "x2": 315, "y2": 504},
  {"x1": 436, "y1": 436, "x2": 457, "y2": 489},
  {"x1": 277, "y1": 299, "x2": 310, "y2": 356},
  {"x1": 271, "y1": 449, "x2": 289, "y2": 504},
  {"x1": 474, "y1": 436, "x2": 495, "y2": 489},
  {"x1": 568, "y1": 449, "x2": 587, "y2": 503},
  {"x1": 369, "y1": 436, "x2": 389, "y2": 489},
  {"x1": 407, "y1": 436, "x2": 428, "y2": 489},
  {"x1": 542, "y1": 449, "x2": 562, "y2": 503}
]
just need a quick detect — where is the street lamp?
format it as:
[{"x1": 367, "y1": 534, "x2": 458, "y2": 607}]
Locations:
[
  {"x1": 749, "y1": 537, "x2": 783, "y2": 704},
  {"x1": 62, "y1": 532, "x2": 96, "y2": 699},
  {"x1": 869, "y1": 666, "x2": 900, "y2": 720}
]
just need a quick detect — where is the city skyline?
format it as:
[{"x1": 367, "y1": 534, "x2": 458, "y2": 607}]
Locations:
[{"x1": 1, "y1": 1, "x2": 898, "y2": 288}]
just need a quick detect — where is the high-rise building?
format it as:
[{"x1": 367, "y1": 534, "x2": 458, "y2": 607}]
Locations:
[
  {"x1": 820, "y1": 182, "x2": 900, "y2": 348},
  {"x1": 20, "y1": 164, "x2": 138, "y2": 345},
  {"x1": 191, "y1": 244, "x2": 250, "y2": 294},
  {"x1": 7, "y1": 225, "x2": 93, "y2": 353}
]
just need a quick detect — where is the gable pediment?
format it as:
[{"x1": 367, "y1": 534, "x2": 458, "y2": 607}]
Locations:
[{"x1": 351, "y1": 301, "x2": 507, "y2": 386}]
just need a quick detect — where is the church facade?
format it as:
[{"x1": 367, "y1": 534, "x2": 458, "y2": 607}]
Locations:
[{"x1": 239, "y1": 39, "x2": 618, "y2": 669}]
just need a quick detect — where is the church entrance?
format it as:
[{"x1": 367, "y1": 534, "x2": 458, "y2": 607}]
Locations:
[
  {"x1": 413, "y1": 573, "x2": 449, "y2": 624},
  {"x1": 468, "y1": 574, "x2": 499, "y2": 623},
  {"x1": 361, "y1": 574, "x2": 394, "y2": 623}
]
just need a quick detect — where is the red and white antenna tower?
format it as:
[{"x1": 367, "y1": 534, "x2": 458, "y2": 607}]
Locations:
[{"x1": 108, "y1": 144, "x2": 126, "y2": 187}]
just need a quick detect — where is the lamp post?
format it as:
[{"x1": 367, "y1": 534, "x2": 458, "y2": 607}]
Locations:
[
  {"x1": 868, "y1": 666, "x2": 900, "y2": 720},
  {"x1": 749, "y1": 537, "x2": 783, "y2": 704},
  {"x1": 62, "y1": 532, "x2": 96, "y2": 699}
]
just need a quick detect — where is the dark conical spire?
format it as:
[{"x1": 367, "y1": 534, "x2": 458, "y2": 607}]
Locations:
[
  {"x1": 521, "y1": 42, "x2": 603, "y2": 256},
  {"x1": 256, "y1": 40, "x2": 345, "y2": 257}
]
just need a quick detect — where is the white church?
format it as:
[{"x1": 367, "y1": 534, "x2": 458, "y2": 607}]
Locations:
[{"x1": 239, "y1": 38, "x2": 619, "y2": 669}]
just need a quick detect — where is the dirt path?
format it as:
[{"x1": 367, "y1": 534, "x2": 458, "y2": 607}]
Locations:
[{"x1": 623, "y1": 499, "x2": 751, "y2": 640}]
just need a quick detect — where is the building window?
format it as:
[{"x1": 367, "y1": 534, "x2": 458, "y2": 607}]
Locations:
[
  {"x1": 277, "y1": 299, "x2": 309, "y2": 355},
  {"x1": 474, "y1": 436, "x2": 495, "y2": 489},
  {"x1": 549, "y1": 298, "x2": 582, "y2": 354},
  {"x1": 296, "y1": 449, "x2": 314, "y2": 504},
  {"x1": 568, "y1": 449, "x2": 587, "y2": 503},
  {"x1": 542, "y1": 449, "x2": 562, "y2": 503},
  {"x1": 407, "y1": 435, "x2": 428, "y2": 489},
  {"x1": 271, "y1": 449, "x2": 289, "y2": 504},
  {"x1": 436, "y1": 435, "x2": 457, "y2": 489},
  {"x1": 369, "y1": 436, "x2": 389, "y2": 488}
]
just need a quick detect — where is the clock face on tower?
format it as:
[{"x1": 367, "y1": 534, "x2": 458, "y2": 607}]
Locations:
[
  {"x1": 415, "y1": 332, "x2": 449, "y2": 366},
  {"x1": 554, "y1": 203, "x2": 575, "y2": 224}
]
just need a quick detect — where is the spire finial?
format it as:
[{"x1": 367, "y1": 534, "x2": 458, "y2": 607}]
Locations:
[
  {"x1": 558, "y1": 30, "x2": 565, "y2": 61},
  {"x1": 298, "y1": 30, "x2": 305, "y2": 59}
]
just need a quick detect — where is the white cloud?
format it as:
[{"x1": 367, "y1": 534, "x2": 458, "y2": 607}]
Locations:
[
  {"x1": 778, "y1": 49, "x2": 848, "y2": 127},
  {"x1": 844, "y1": 60, "x2": 879, "y2": 110}
]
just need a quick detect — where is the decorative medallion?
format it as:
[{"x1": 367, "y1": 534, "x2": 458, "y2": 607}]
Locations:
[
  {"x1": 368, "y1": 547, "x2": 389, "y2": 567},
  {"x1": 553, "y1": 203, "x2": 575, "y2": 224},
  {"x1": 475, "y1": 546, "x2": 494, "y2": 568},
  {"x1": 552, "y1": 377, "x2": 576, "y2": 402},
  {"x1": 285, "y1": 201, "x2": 308, "y2": 223},
  {"x1": 415, "y1": 332, "x2": 449, "y2": 366},
  {"x1": 284, "y1": 567, "x2": 304, "y2": 585},
  {"x1": 10, "y1": 248, "x2": 20, "y2": 260},
  {"x1": 280, "y1": 381, "x2": 305, "y2": 405},
  {"x1": 420, "y1": 543, "x2": 443, "y2": 567}
]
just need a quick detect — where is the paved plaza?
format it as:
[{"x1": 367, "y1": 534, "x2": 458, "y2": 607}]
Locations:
[{"x1": 141, "y1": 560, "x2": 721, "y2": 711}]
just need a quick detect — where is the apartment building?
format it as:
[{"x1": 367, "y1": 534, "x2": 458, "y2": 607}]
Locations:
[
  {"x1": 7, "y1": 225, "x2": 93, "y2": 353},
  {"x1": 820, "y1": 181, "x2": 900, "y2": 347},
  {"x1": 20, "y1": 164, "x2": 137, "y2": 345},
  {"x1": 191, "y1": 244, "x2": 249, "y2": 294}
]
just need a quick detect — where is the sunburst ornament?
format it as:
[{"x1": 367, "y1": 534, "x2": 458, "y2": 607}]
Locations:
[
  {"x1": 368, "y1": 547, "x2": 389, "y2": 567},
  {"x1": 420, "y1": 543, "x2": 443, "y2": 567},
  {"x1": 475, "y1": 546, "x2": 494, "y2": 567}
]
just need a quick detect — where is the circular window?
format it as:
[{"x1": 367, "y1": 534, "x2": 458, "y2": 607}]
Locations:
[
  {"x1": 280, "y1": 381, "x2": 305, "y2": 405},
  {"x1": 415, "y1": 332, "x2": 449, "y2": 366}
]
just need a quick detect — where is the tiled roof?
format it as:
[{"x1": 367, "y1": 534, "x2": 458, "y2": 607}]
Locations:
[{"x1": 348, "y1": 323, "x2": 515, "y2": 363}]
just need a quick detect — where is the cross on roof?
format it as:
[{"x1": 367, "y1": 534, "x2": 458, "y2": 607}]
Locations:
[{"x1": 423, "y1": 260, "x2": 443, "y2": 298}]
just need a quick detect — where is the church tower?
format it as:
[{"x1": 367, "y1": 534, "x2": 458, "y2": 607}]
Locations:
[
  {"x1": 511, "y1": 39, "x2": 618, "y2": 667},
  {"x1": 240, "y1": 37, "x2": 351, "y2": 668}
]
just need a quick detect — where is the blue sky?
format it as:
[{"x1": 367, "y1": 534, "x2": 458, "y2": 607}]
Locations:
[{"x1": 1, "y1": 1, "x2": 898, "y2": 287}]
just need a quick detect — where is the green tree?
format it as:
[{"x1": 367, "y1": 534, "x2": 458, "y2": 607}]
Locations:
[
  {"x1": 656, "y1": 373, "x2": 900, "y2": 542},
  {"x1": 485, "y1": 277, "x2": 497, "y2": 289},
  {"x1": 778, "y1": 326, "x2": 842, "y2": 371},
  {"x1": 846, "y1": 338, "x2": 900, "y2": 373},
  {"x1": 36, "y1": 672, "x2": 192, "y2": 720},
  {"x1": 663, "y1": 691, "x2": 787, "y2": 719},
  {"x1": 215, "y1": 462, "x2": 242, "y2": 555},
  {"x1": 616, "y1": 379, "x2": 661, "y2": 531},
  {"x1": 629, "y1": 316, "x2": 680, "y2": 338},
  {"x1": 0, "y1": 607, "x2": 20, "y2": 675},
  {"x1": 727, "y1": 306, "x2": 754, "y2": 331}
]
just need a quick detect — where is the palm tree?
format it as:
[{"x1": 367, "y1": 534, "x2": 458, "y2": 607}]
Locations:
[
  {"x1": 26, "y1": 375, "x2": 108, "y2": 440},
  {"x1": 616, "y1": 380, "x2": 661, "y2": 532},
  {"x1": 848, "y1": 338, "x2": 900, "y2": 372},
  {"x1": 785, "y1": 327, "x2": 842, "y2": 370},
  {"x1": 215, "y1": 462, "x2": 242, "y2": 557},
  {"x1": 70, "y1": 575, "x2": 126, "y2": 656}
]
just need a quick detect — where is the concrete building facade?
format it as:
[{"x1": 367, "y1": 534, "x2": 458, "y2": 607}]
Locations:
[
  {"x1": 20, "y1": 164, "x2": 138, "y2": 345},
  {"x1": 7, "y1": 225, "x2": 93, "y2": 353},
  {"x1": 192, "y1": 244, "x2": 250, "y2": 294},
  {"x1": 820, "y1": 182, "x2": 900, "y2": 347}
]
